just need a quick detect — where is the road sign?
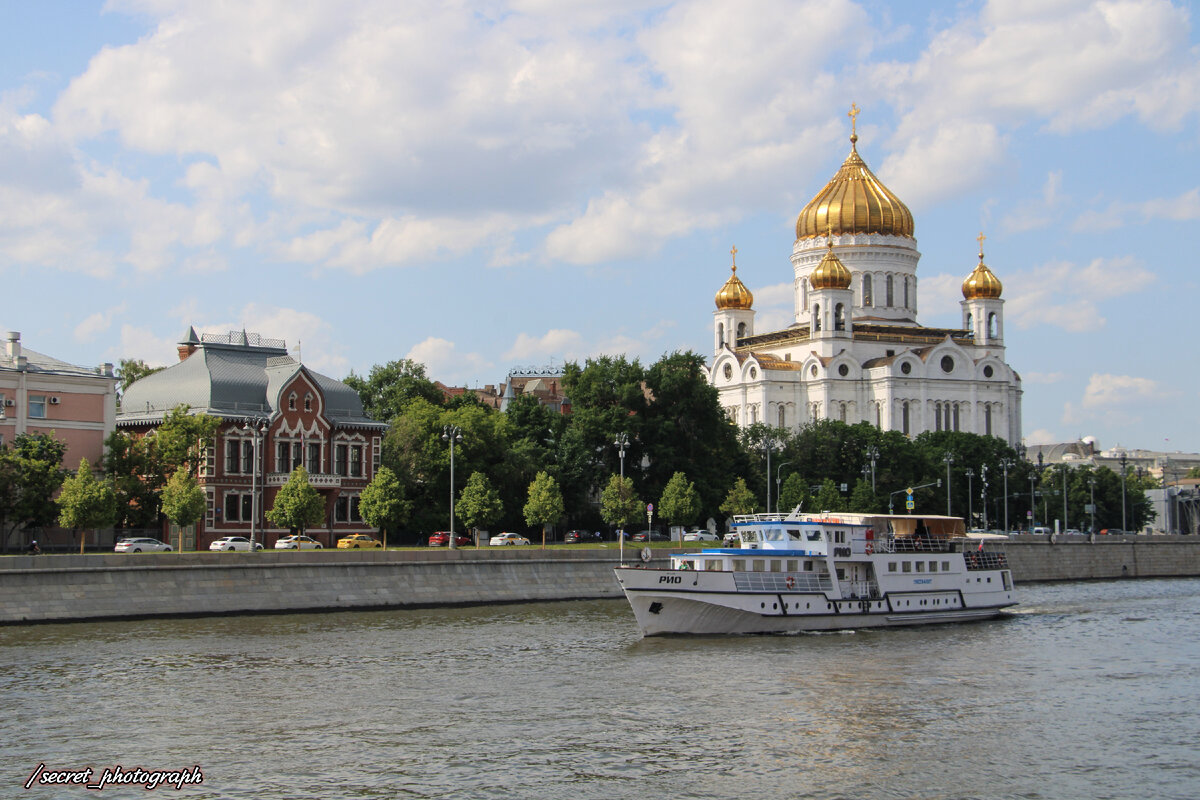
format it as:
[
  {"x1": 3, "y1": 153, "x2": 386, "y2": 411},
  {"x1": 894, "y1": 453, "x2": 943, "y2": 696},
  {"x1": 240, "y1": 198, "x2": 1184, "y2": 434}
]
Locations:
[
  {"x1": 1027, "y1": 510, "x2": 1033, "y2": 518},
  {"x1": 905, "y1": 499, "x2": 915, "y2": 510}
]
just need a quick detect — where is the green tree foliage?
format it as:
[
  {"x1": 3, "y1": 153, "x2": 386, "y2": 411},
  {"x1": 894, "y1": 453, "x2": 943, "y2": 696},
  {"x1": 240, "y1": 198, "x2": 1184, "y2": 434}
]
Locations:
[
  {"x1": 102, "y1": 430, "x2": 161, "y2": 528},
  {"x1": 847, "y1": 478, "x2": 878, "y2": 513},
  {"x1": 0, "y1": 432, "x2": 68, "y2": 551},
  {"x1": 658, "y1": 471, "x2": 700, "y2": 528},
  {"x1": 359, "y1": 466, "x2": 411, "y2": 543},
  {"x1": 344, "y1": 359, "x2": 443, "y2": 423},
  {"x1": 600, "y1": 474, "x2": 642, "y2": 531},
  {"x1": 265, "y1": 467, "x2": 325, "y2": 535},
  {"x1": 811, "y1": 477, "x2": 846, "y2": 512},
  {"x1": 457, "y1": 471, "x2": 503, "y2": 537},
  {"x1": 778, "y1": 472, "x2": 808, "y2": 513},
  {"x1": 56, "y1": 458, "x2": 118, "y2": 550},
  {"x1": 719, "y1": 477, "x2": 757, "y2": 517},
  {"x1": 523, "y1": 470, "x2": 564, "y2": 546},
  {"x1": 154, "y1": 406, "x2": 220, "y2": 477},
  {"x1": 160, "y1": 466, "x2": 206, "y2": 531}
]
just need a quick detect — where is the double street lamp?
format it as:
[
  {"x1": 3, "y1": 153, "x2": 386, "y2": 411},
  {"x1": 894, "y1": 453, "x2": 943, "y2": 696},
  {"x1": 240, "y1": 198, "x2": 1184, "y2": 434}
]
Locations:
[
  {"x1": 614, "y1": 433, "x2": 629, "y2": 562},
  {"x1": 965, "y1": 468, "x2": 974, "y2": 527},
  {"x1": 442, "y1": 425, "x2": 463, "y2": 548},
  {"x1": 943, "y1": 452, "x2": 954, "y2": 516},
  {"x1": 865, "y1": 445, "x2": 879, "y2": 493},
  {"x1": 241, "y1": 418, "x2": 269, "y2": 551},
  {"x1": 776, "y1": 461, "x2": 792, "y2": 514},
  {"x1": 999, "y1": 457, "x2": 1014, "y2": 533}
]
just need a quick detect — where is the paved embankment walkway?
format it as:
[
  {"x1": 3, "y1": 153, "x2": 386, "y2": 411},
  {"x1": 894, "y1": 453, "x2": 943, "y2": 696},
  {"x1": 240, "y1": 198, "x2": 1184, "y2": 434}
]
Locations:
[{"x1": 1, "y1": 536, "x2": 1197, "y2": 624}]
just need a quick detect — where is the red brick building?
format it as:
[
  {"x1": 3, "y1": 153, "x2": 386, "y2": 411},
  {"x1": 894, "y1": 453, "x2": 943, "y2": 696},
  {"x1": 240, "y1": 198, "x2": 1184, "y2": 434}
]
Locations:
[{"x1": 117, "y1": 328, "x2": 388, "y2": 549}]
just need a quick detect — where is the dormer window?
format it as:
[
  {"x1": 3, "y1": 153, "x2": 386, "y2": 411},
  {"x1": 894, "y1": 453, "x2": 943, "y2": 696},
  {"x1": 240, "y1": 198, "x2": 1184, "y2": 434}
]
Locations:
[
  {"x1": 288, "y1": 392, "x2": 297, "y2": 411},
  {"x1": 304, "y1": 393, "x2": 312, "y2": 412}
]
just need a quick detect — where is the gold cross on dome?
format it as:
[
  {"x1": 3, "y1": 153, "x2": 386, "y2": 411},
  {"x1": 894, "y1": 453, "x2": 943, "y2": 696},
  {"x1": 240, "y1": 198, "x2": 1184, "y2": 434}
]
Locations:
[
  {"x1": 848, "y1": 103, "x2": 860, "y2": 136},
  {"x1": 730, "y1": 245, "x2": 738, "y2": 268},
  {"x1": 977, "y1": 231, "x2": 986, "y2": 259}
]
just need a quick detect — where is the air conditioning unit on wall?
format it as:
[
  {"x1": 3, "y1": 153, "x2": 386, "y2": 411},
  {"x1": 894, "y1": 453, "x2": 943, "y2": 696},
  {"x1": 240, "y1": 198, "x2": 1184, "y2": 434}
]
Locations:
[
  {"x1": 3, "y1": 399, "x2": 12, "y2": 407},
  {"x1": 49, "y1": 397, "x2": 60, "y2": 405}
]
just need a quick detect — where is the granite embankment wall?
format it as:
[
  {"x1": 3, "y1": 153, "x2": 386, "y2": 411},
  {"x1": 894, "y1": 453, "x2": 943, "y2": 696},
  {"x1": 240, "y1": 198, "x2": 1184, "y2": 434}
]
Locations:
[{"x1": 1, "y1": 536, "x2": 1198, "y2": 624}]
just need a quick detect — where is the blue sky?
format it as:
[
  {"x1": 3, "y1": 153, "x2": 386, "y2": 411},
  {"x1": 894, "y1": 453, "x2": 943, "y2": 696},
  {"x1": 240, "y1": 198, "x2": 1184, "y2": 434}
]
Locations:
[{"x1": 2, "y1": 0, "x2": 1198, "y2": 453}]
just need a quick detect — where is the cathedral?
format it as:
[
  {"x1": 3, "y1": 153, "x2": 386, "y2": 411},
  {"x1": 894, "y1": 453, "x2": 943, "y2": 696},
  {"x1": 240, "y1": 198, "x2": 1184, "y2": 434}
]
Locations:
[{"x1": 710, "y1": 107, "x2": 1022, "y2": 445}]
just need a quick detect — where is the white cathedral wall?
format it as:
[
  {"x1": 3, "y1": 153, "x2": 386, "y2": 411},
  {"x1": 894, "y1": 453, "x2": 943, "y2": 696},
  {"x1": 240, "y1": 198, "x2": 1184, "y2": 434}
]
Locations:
[{"x1": 792, "y1": 234, "x2": 922, "y2": 325}]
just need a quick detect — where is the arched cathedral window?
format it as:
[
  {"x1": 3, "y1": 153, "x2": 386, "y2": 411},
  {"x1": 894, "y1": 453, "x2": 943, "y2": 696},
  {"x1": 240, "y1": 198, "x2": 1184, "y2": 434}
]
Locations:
[
  {"x1": 778, "y1": 405, "x2": 786, "y2": 428},
  {"x1": 737, "y1": 322, "x2": 746, "y2": 339},
  {"x1": 718, "y1": 323, "x2": 725, "y2": 347},
  {"x1": 988, "y1": 313, "x2": 997, "y2": 339},
  {"x1": 886, "y1": 275, "x2": 894, "y2": 307},
  {"x1": 862, "y1": 275, "x2": 872, "y2": 307},
  {"x1": 834, "y1": 303, "x2": 845, "y2": 331},
  {"x1": 903, "y1": 276, "x2": 910, "y2": 309},
  {"x1": 812, "y1": 304, "x2": 821, "y2": 331}
]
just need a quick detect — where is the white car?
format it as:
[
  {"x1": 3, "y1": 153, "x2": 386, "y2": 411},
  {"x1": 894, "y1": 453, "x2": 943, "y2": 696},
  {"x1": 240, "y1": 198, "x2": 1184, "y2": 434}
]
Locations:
[
  {"x1": 114, "y1": 537, "x2": 172, "y2": 553},
  {"x1": 489, "y1": 532, "x2": 531, "y2": 546},
  {"x1": 683, "y1": 529, "x2": 718, "y2": 542},
  {"x1": 209, "y1": 536, "x2": 264, "y2": 552},
  {"x1": 274, "y1": 535, "x2": 323, "y2": 550}
]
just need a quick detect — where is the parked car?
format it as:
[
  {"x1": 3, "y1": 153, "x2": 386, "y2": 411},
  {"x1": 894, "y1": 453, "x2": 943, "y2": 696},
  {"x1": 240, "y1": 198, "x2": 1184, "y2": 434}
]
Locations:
[
  {"x1": 683, "y1": 529, "x2": 718, "y2": 542},
  {"x1": 428, "y1": 531, "x2": 472, "y2": 547},
  {"x1": 1099, "y1": 528, "x2": 1128, "y2": 536},
  {"x1": 631, "y1": 530, "x2": 669, "y2": 542},
  {"x1": 564, "y1": 530, "x2": 601, "y2": 544},
  {"x1": 722, "y1": 532, "x2": 740, "y2": 546},
  {"x1": 209, "y1": 536, "x2": 263, "y2": 552},
  {"x1": 114, "y1": 537, "x2": 172, "y2": 553},
  {"x1": 338, "y1": 534, "x2": 384, "y2": 549},
  {"x1": 275, "y1": 535, "x2": 323, "y2": 550},
  {"x1": 489, "y1": 532, "x2": 531, "y2": 546}
]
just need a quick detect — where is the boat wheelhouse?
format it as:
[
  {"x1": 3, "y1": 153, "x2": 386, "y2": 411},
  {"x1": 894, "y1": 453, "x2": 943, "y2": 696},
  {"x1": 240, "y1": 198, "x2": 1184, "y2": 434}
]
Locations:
[{"x1": 614, "y1": 509, "x2": 1016, "y2": 636}]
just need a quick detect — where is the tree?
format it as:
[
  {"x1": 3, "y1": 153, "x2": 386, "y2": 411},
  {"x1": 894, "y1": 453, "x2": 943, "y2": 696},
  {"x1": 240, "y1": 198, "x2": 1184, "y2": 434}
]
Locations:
[
  {"x1": 344, "y1": 359, "x2": 443, "y2": 423},
  {"x1": 457, "y1": 471, "x2": 503, "y2": 542},
  {"x1": 265, "y1": 467, "x2": 325, "y2": 536},
  {"x1": 600, "y1": 474, "x2": 642, "y2": 534},
  {"x1": 56, "y1": 458, "x2": 118, "y2": 553},
  {"x1": 155, "y1": 406, "x2": 220, "y2": 477},
  {"x1": 523, "y1": 471, "x2": 564, "y2": 548},
  {"x1": 719, "y1": 477, "x2": 757, "y2": 517},
  {"x1": 848, "y1": 477, "x2": 878, "y2": 513},
  {"x1": 778, "y1": 473, "x2": 808, "y2": 514},
  {"x1": 160, "y1": 466, "x2": 206, "y2": 535},
  {"x1": 659, "y1": 471, "x2": 701, "y2": 532},
  {"x1": 359, "y1": 466, "x2": 411, "y2": 546},
  {"x1": 102, "y1": 430, "x2": 162, "y2": 529},
  {"x1": 811, "y1": 477, "x2": 846, "y2": 512},
  {"x1": 0, "y1": 433, "x2": 68, "y2": 552}
]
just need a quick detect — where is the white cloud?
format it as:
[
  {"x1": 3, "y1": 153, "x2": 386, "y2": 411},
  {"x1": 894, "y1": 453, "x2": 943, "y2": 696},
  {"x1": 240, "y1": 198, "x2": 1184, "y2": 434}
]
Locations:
[
  {"x1": 73, "y1": 303, "x2": 127, "y2": 342},
  {"x1": 1023, "y1": 428, "x2": 1060, "y2": 446},
  {"x1": 1001, "y1": 171, "x2": 1063, "y2": 233},
  {"x1": 1073, "y1": 187, "x2": 1200, "y2": 232},
  {"x1": 406, "y1": 337, "x2": 491, "y2": 385},
  {"x1": 1023, "y1": 371, "x2": 1065, "y2": 384},
  {"x1": 1081, "y1": 373, "x2": 1164, "y2": 409},
  {"x1": 1005, "y1": 256, "x2": 1156, "y2": 331},
  {"x1": 880, "y1": 121, "x2": 1006, "y2": 210},
  {"x1": 504, "y1": 329, "x2": 585, "y2": 362}
]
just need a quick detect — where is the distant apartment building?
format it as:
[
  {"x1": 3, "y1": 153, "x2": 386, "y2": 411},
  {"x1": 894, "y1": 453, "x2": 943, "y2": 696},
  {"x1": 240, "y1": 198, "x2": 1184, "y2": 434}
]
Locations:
[
  {"x1": 117, "y1": 328, "x2": 388, "y2": 549},
  {"x1": 438, "y1": 366, "x2": 572, "y2": 414},
  {"x1": 0, "y1": 331, "x2": 117, "y2": 469}
]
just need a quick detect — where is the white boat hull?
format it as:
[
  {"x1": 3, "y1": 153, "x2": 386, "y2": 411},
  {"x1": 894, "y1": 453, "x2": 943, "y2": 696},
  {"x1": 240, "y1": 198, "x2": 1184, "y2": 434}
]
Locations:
[{"x1": 616, "y1": 566, "x2": 1015, "y2": 636}]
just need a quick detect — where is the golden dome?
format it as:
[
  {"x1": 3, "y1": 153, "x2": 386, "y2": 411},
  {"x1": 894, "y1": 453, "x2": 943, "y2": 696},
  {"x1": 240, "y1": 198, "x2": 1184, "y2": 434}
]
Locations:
[
  {"x1": 809, "y1": 238, "x2": 852, "y2": 290},
  {"x1": 715, "y1": 246, "x2": 753, "y2": 309},
  {"x1": 795, "y1": 105, "x2": 914, "y2": 240},
  {"x1": 962, "y1": 233, "x2": 1003, "y2": 299}
]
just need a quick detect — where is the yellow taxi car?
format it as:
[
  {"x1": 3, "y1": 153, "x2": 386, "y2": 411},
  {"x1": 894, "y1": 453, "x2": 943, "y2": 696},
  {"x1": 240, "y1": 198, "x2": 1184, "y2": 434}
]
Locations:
[{"x1": 337, "y1": 534, "x2": 383, "y2": 549}]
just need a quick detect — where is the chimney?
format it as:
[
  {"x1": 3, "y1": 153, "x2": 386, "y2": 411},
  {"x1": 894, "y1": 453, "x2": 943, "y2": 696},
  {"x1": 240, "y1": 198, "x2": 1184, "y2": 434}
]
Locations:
[
  {"x1": 5, "y1": 332, "x2": 19, "y2": 363},
  {"x1": 177, "y1": 344, "x2": 197, "y2": 361}
]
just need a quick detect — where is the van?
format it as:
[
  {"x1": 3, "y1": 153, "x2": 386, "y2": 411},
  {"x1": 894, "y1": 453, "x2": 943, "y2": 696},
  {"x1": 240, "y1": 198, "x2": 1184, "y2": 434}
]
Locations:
[{"x1": 1031, "y1": 526, "x2": 1051, "y2": 536}]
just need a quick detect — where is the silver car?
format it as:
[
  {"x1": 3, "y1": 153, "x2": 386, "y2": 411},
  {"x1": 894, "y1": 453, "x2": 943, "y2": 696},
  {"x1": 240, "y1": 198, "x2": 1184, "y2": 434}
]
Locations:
[
  {"x1": 209, "y1": 536, "x2": 264, "y2": 552},
  {"x1": 274, "y1": 535, "x2": 323, "y2": 550},
  {"x1": 114, "y1": 537, "x2": 173, "y2": 553}
]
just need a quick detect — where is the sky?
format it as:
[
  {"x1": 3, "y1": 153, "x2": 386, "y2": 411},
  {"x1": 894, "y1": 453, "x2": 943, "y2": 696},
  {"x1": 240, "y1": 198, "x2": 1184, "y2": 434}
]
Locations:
[{"x1": 1, "y1": 0, "x2": 1198, "y2": 454}]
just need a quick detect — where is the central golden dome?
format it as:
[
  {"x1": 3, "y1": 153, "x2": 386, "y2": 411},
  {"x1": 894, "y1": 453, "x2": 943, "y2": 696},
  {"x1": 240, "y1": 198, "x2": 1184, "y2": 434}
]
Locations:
[{"x1": 795, "y1": 109, "x2": 914, "y2": 240}]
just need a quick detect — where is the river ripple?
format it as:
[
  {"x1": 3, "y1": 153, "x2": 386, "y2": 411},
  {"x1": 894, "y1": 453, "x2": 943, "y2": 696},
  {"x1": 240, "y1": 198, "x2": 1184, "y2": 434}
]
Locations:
[{"x1": 2, "y1": 578, "x2": 1197, "y2": 799}]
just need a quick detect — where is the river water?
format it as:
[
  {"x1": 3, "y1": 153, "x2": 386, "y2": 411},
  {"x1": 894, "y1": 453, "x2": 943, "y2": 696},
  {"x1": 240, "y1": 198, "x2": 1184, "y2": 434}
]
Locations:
[{"x1": 2, "y1": 578, "x2": 1197, "y2": 799}]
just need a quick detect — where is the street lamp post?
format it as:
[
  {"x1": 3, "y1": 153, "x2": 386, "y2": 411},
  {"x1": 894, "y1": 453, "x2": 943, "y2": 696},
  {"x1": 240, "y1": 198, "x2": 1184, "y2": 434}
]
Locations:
[
  {"x1": 1120, "y1": 451, "x2": 1128, "y2": 532},
  {"x1": 776, "y1": 461, "x2": 792, "y2": 514},
  {"x1": 865, "y1": 445, "x2": 879, "y2": 493},
  {"x1": 980, "y1": 464, "x2": 989, "y2": 531},
  {"x1": 242, "y1": 418, "x2": 268, "y2": 551},
  {"x1": 965, "y1": 468, "x2": 974, "y2": 528},
  {"x1": 762, "y1": 434, "x2": 784, "y2": 516},
  {"x1": 999, "y1": 457, "x2": 1014, "y2": 533},
  {"x1": 1088, "y1": 477, "x2": 1097, "y2": 535},
  {"x1": 1062, "y1": 464, "x2": 1069, "y2": 532},
  {"x1": 943, "y1": 452, "x2": 954, "y2": 516},
  {"x1": 614, "y1": 433, "x2": 629, "y2": 563},
  {"x1": 442, "y1": 425, "x2": 463, "y2": 549}
]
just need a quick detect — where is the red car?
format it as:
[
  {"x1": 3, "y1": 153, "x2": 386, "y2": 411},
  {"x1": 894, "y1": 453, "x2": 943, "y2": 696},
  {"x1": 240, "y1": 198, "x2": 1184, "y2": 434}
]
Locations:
[{"x1": 428, "y1": 531, "x2": 472, "y2": 547}]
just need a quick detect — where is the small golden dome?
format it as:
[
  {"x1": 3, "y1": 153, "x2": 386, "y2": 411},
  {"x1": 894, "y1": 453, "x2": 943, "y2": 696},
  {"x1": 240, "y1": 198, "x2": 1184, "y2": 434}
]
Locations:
[
  {"x1": 795, "y1": 105, "x2": 914, "y2": 240},
  {"x1": 715, "y1": 246, "x2": 753, "y2": 309},
  {"x1": 962, "y1": 233, "x2": 1003, "y2": 299},
  {"x1": 809, "y1": 238, "x2": 852, "y2": 290}
]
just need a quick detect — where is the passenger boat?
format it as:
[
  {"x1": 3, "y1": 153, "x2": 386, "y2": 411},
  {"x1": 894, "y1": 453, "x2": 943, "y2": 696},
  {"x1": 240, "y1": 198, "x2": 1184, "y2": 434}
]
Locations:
[{"x1": 614, "y1": 509, "x2": 1016, "y2": 636}]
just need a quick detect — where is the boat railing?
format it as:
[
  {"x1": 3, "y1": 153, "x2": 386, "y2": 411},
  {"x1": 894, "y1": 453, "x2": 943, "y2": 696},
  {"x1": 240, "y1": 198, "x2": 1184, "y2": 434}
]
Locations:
[
  {"x1": 964, "y1": 550, "x2": 1009, "y2": 571},
  {"x1": 733, "y1": 572, "x2": 832, "y2": 593},
  {"x1": 883, "y1": 536, "x2": 953, "y2": 554}
]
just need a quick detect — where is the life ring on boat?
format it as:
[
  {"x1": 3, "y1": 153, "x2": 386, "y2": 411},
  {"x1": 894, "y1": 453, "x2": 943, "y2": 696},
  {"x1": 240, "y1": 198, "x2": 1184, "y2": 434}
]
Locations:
[
  {"x1": 785, "y1": 576, "x2": 795, "y2": 590},
  {"x1": 864, "y1": 541, "x2": 873, "y2": 555}
]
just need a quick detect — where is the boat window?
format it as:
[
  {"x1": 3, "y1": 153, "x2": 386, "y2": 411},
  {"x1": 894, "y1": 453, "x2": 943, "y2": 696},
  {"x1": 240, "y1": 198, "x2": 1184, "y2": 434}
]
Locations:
[
  {"x1": 807, "y1": 531, "x2": 822, "y2": 542},
  {"x1": 787, "y1": 529, "x2": 802, "y2": 541},
  {"x1": 902, "y1": 561, "x2": 912, "y2": 573},
  {"x1": 942, "y1": 561, "x2": 951, "y2": 571},
  {"x1": 742, "y1": 530, "x2": 759, "y2": 543},
  {"x1": 929, "y1": 561, "x2": 938, "y2": 572},
  {"x1": 752, "y1": 559, "x2": 765, "y2": 571},
  {"x1": 732, "y1": 560, "x2": 745, "y2": 571},
  {"x1": 915, "y1": 561, "x2": 924, "y2": 572},
  {"x1": 680, "y1": 560, "x2": 696, "y2": 570},
  {"x1": 888, "y1": 562, "x2": 897, "y2": 572},
  {"x1": 835, "y1": 568, "x2": 845, "y2": 580},
  {"x1": 803, "y1": 560, "x2": 813, "y2": 571},
  {"x1": 786, "y1": 560, "x2": 798, "y2": 571},
  {"x1": 706, "y1": 560, "x2": 722, "y2": 571},
  {"x1": 770, "y1": 559, "x2": 781, "y2": 572}
]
